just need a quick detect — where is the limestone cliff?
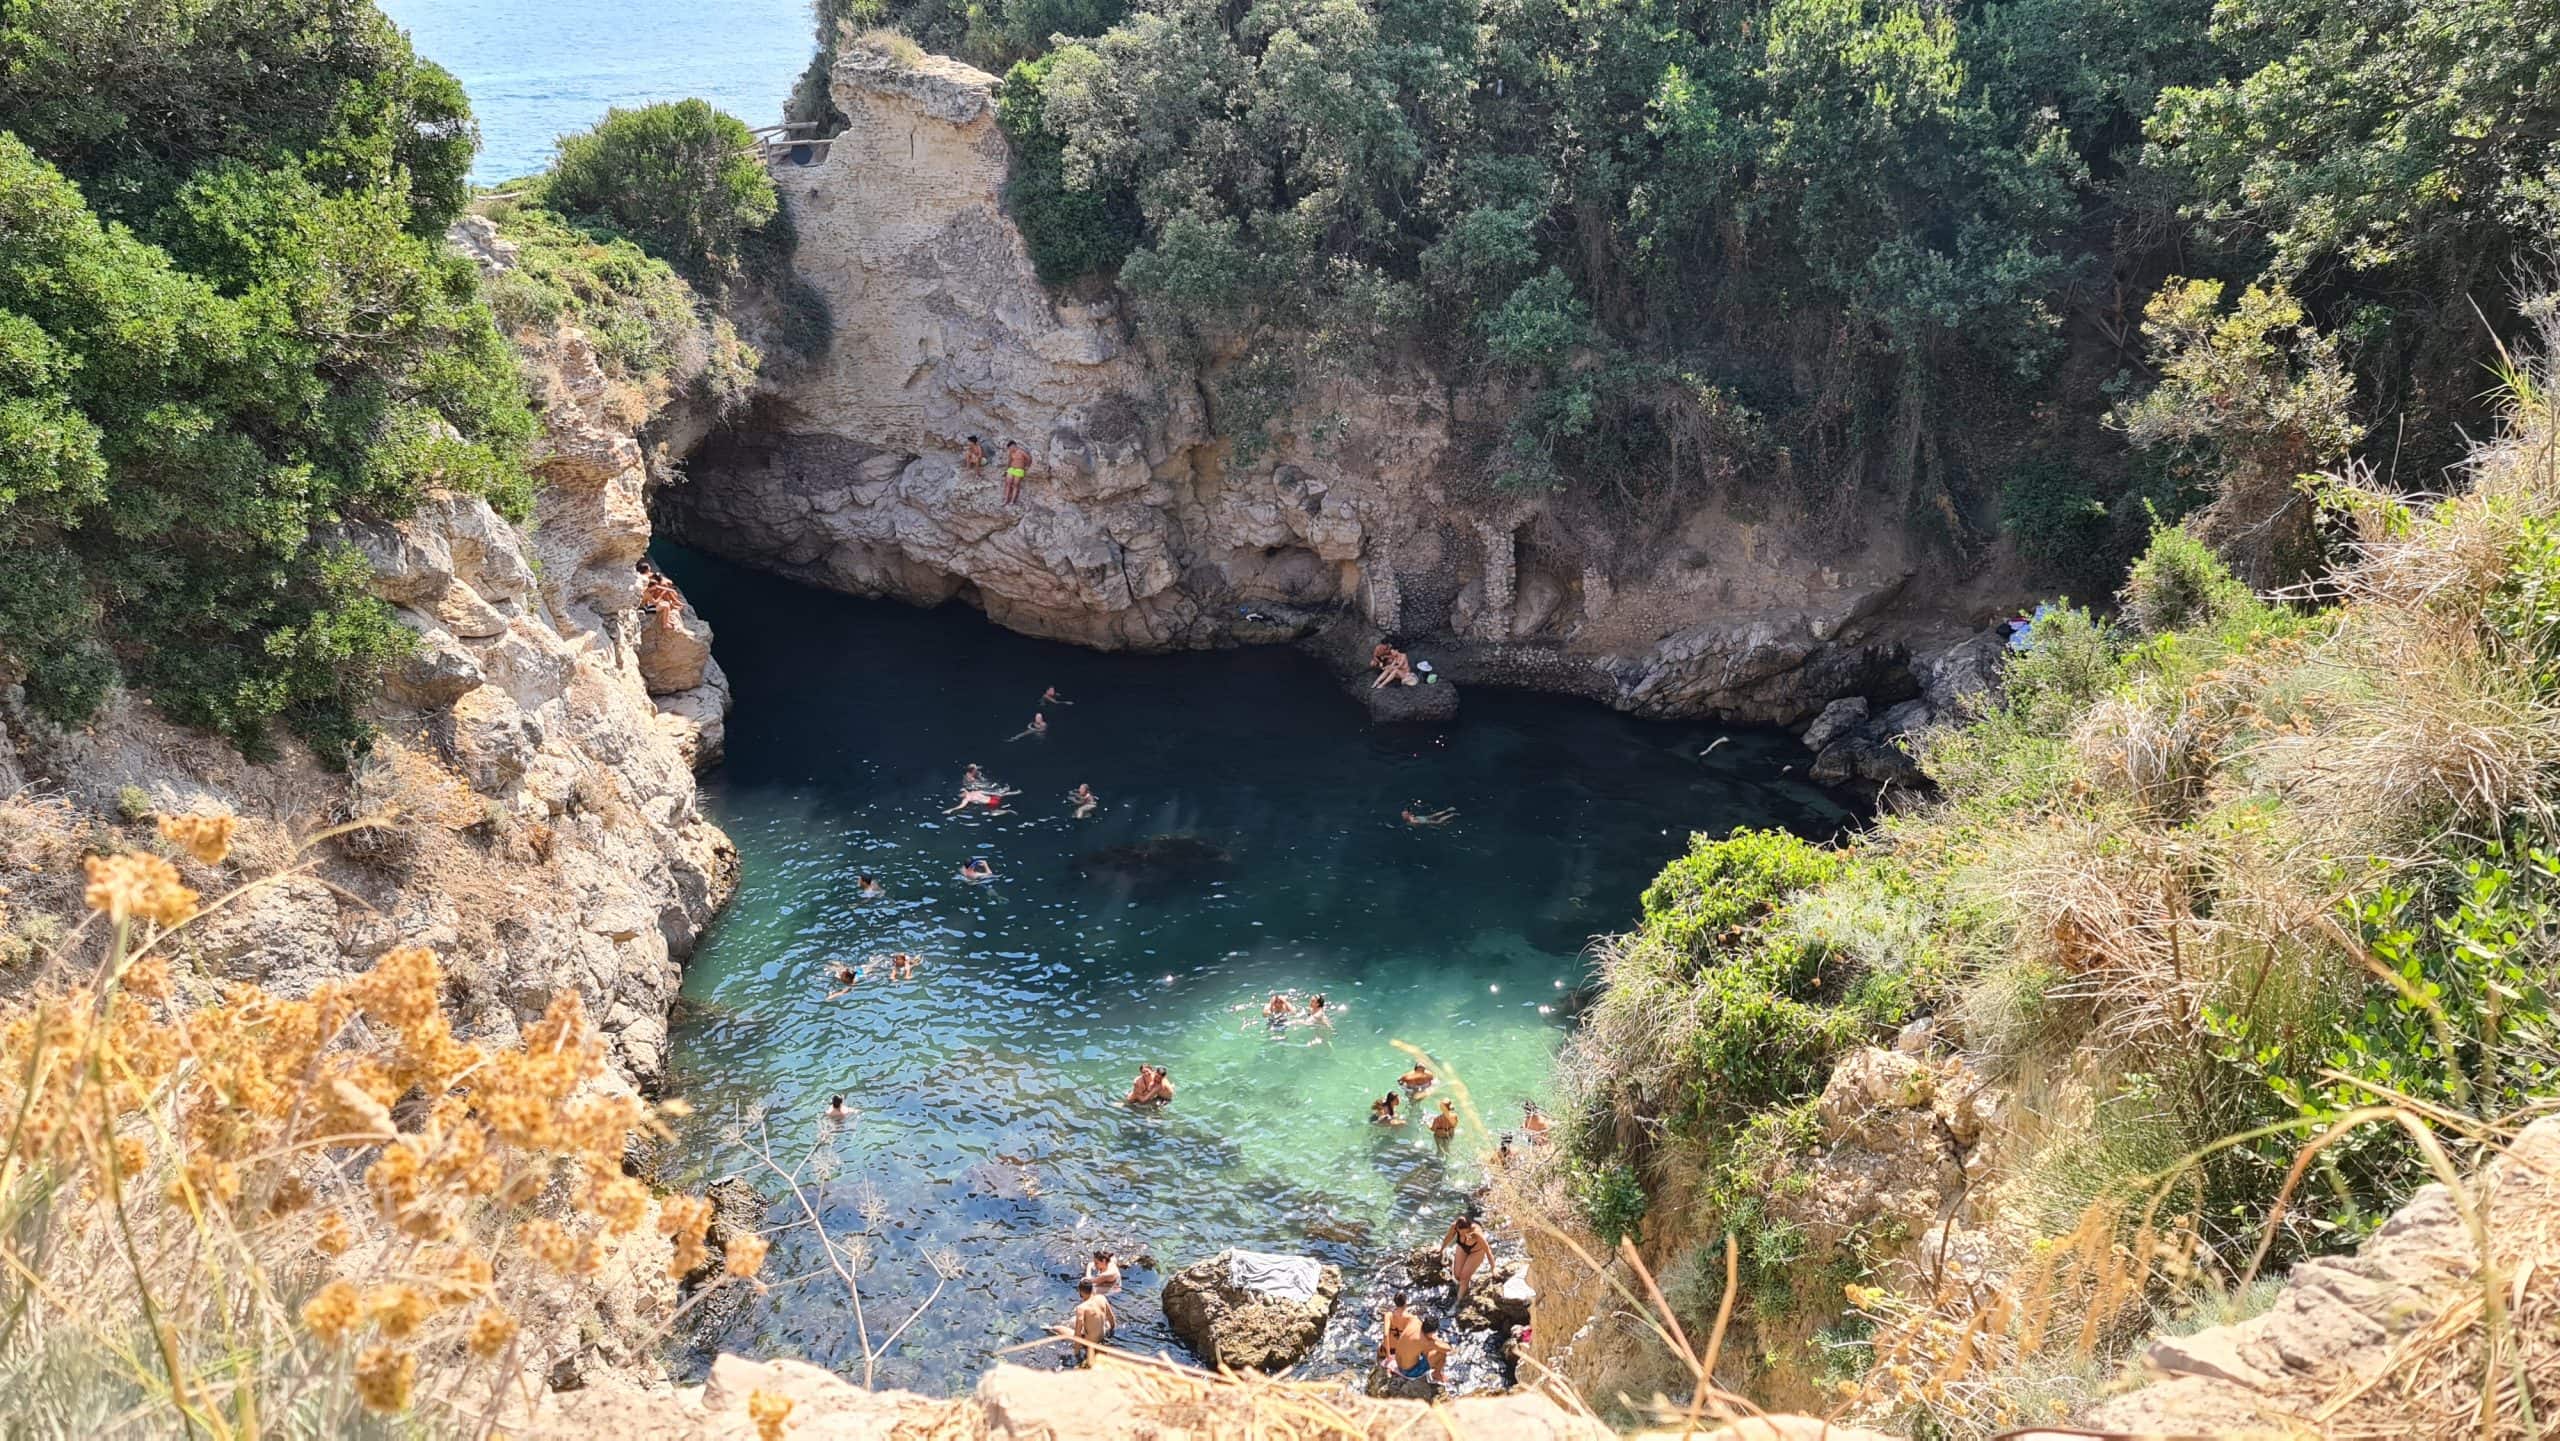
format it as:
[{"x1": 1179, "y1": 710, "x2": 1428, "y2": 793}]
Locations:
[
  {"x1": 660, "y1": 40, "x2": 2024, "y2": 723},
  {"x1": 0, "y1": 221, "x2": 737, "y2": 1093}
]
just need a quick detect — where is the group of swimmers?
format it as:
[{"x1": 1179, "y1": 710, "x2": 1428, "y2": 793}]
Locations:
[{"x1": 825, "y1": 951, "x2": 920, "y2": 998}]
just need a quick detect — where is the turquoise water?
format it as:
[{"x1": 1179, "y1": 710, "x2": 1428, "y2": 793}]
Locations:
[
  {"x1": 655, "y1": 548, "x2": 1854, "y2": 1391},
  {"x1": 378, "y1": 0, "x2": 812, "y2": 182}
]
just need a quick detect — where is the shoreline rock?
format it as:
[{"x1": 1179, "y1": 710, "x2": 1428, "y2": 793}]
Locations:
[{"x1": 1161, "y1": 1250, "x2": 1345, "y2": 1372}]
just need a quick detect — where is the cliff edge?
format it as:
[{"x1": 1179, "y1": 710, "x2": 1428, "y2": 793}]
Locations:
[{"x1": 659, "y1": 39, "x2": 2022, "y2": 724}]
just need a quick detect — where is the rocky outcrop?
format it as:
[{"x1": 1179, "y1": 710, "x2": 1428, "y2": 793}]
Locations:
[
  {"x1": 527, "y1": 1356, "x2": 1610, "y2": 1439},
  {"x1": 662, "y1": 40, "x2": 2028, "y2": 726},
  {"x1": 1161, "y1": 1251, "x2": 1345, "y2": 1372},
  {"x1": 2081, "y1": 1116, "x2": 2560, "y2": 1438}
]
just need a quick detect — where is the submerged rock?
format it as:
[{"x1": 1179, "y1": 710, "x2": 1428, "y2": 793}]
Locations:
[
  {"x1": 1076, "y1": 834, "x2": 1232, "y2": 886},
  {"x1": 1351, "y1": 672, "x2": 1460, "y2": 724},
  {"x1": 1161, "y1": 1249, "x2": 1344, "y2": 1371}
]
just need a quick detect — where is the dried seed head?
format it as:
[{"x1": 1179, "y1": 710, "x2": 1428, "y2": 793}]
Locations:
[
  {"x1": 156, "y1": 812, "x2": 237, "y2": 865},
  {"x1": 747, "y1": 1388, "x2": 792, "y2": 1441},
  {"x1": 724, "y1": 1233, "x2": 769, "y2": 1279},
  {"x1": 467, "y1": 1307, "x2": 519, "y2": 1360},
  {"x1": 83, "y1": 853, "x2": 197, "y2": 928},
  {"x1": 353, "y1": 1344, "x2": 416, "y2": 1414},
  {"x1": 301, "y1": 1281, "x2": 361, "y2": 1347}
]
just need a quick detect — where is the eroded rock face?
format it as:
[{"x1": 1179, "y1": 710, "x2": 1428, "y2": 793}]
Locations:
[
  {"x1": 663, "y1": 41, "x2": 2028, "y2": 726},
  {"x1": 1160, "y1": 1250, "x2": 1345, "y2": 1371}
]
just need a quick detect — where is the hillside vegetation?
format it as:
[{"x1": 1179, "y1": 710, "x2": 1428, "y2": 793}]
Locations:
[
  {"x1": 803, "y1": 0, "x2": 2551, "y2": 596},
  {"x1": 0, "y1": 4, "x2": 771, "y2": 762},
  {"x1": 1533, "y1": 318, "x2": 2560, "y2": 1429}
]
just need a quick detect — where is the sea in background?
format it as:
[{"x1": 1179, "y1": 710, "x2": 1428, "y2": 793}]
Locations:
[{"x1": 379, "y1": 0, "x2": 814, "y2": 183}]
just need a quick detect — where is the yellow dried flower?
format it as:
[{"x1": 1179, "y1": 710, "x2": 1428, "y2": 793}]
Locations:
[
  {"x1": 301, "y1": 1281, "x2": 361, "y2": 1347},
  {"x1": 366, "y1": 1284, "x2": 433, "y2": 1340},
  {"x1": 155, "y1": 811, "x2": 237, "y2": 865},
  {"x1": 747, "y1": 1388, "x2": 792, "y2": 1441},
  {"x1": 315, "y1": 1211, "x2": 353, "y2": 1257},
  {"x1": 467, "y1": 1307, "x2": 519, "y2": 1361},
  {"x1": 724, "y1": 1233, "x2": 769, "y2": 1279},
  {"x1": 121, "y1": 956, "x2": 171, "y2": 1001},
  {"x1": 114, "y1": 1136, "x2": 148, "y2": 1179},
  {"x1": 587, "y1": 1172, "x2": 650, "y2": 1235},
  {"x1": 521, "y1": 1217, "x2": 577, "y2": 1271},
  {"x1": 353, "y1": 1344, "x2": 415, "y2": 1414},
  {"x1": 83, "y1": 852, "x2": 197, "y2": 928}
]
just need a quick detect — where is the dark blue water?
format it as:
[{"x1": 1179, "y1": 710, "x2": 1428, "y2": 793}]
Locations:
[
  {"x1": 653, "y1": 548, "x2": 1852, "y2": 1392},
  {"x1": 379, "y1": 0, "x2": 811, "y2": 182}
]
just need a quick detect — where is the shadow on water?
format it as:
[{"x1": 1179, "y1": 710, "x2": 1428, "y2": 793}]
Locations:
[{"x1": 652, "y1": 546, "x2": 1856, "y2": 1393}]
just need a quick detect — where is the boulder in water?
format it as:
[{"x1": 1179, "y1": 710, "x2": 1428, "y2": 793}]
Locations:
[
  {"x1": 1351, "y1": 672, "x2": 1459, "y2": 724},
  {"x1": 1161, "y1": 1249, "x2": 1343, "y2": 1371}
]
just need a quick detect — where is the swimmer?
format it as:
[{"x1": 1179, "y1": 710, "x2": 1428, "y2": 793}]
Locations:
[
  {"x1": 1264, "y1": 992, "x2": 1295, "y2": 1020},
  {"x1": 959, "y1": 857, "x2": 996, "y2": 882},
  {"x1": 1307, "y1": 994, "x2": 1333, "y2": 1026},
  {"x1": 1402, "y1": 805, "x2": 1459, "y2": 826},
  {"x1": 963, "y1": 763, "x2": 990, "y2": 788},
  {"x1": 944, "y1": 789, "x2": 1011, "y2": 815},
  {"x1": 1042, "y1": 686, "x2": 1073, "y2": 706},
  {"x1": 1370, "y1": 1092, "x2": 1404, "y2": 1126},
  {"x1": 828, "y1": 1094, "x2": 850, "y2": 1120},
  {"x1": 1070, "y1": 783, "x2": 1099, "y2": 819},
  {"x1": 826, "y1": 963, "x2": 861, "y2": 999},
  {"x1": 857, "y1": 873, "x2": 885, "y2": 898},
  {"x1": 892, "y1": 952, "x2": 919, "y2": 981},
  {"x1": 1521, "y1": 1100, "x2": 1552, "y2": 1144},
  {"x1": 1122, "y1": 1064, "x2": 1173, "y2": 1105},
  {"x1": 1428, "y1": 1098, "x2": 1459, "y2": 1140},
  {"x1": 1399, "y1": 1062, "x2": 1436, "y2": 1095},
  {"x1": 1085, "y1": 1250, "x2": 1122, "y2": 1294},
  {"x1": 1007, "y1": 712, "x2": 1048, "y2": 742},
  {"x1": 1441, "y1": 1210, "x2": 1491, "y2": 1294}
]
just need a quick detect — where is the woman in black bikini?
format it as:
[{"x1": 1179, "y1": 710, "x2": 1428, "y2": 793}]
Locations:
[{"x1": 1441, "y1": 1211, "x2": 1493, "y2": 1295}]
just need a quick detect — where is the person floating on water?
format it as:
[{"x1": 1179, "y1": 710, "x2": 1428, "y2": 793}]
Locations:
[
  {"x1": 1400, "y1": 1061, "x2": 1436, "y2": 1095},
  {"x1": 963, "y1": 763, "x2": 992, "y2": 788},
  {"x1": 963, "y1": 435, "x2": 986, "y2": 473},
  {"x1": 828, "y1": 1094, "x2": 850, "y2": 1121},
  {"x1": 1370, "y1": 1092, "x2": 1404, "y2": 1126},
  {"x1": 826, "y1": 963, "x2": 861, "y2": 999},
  {"x1": 1402, "y1": 805, "x2": 1458, "y2": 826},
  {"x1": 1043, "y1": 686, "x2": 1072, "y2": 706},
  {"x1": 1060, "y1": 1277, "x2": 1115, "y2": 1367},
  {"x1": 945, "y1": 789, "x2": 1010, "y2": 815},
  {"x1": 1441, "y1": 1209, "x2": 1491, "y2": 1294},
  {"x1": 1307, "y1": 994, "x2": 1333, "y2": 1026},
  {"x1": 1382, "y1": 1313, "x2": 1448, "y2": 1387},
  {"x1": 1085, "y1": 1250, "x2": 1122, "y2": 1294},
  {"x1": 1007, "y1": 712, "x2": 1048, "y2": 742},
  {"x1": 1122, "y1": 1064, "x2": 1173, "y2": 1105},
  {"x1": 1003, "y1": 440, "x2": 1034, "y2": 506},
  {"x1": 959, "y1": 857, "x2": 996, "y2": 882},
  {"x1": 1071, "y1": 783, "x2": 1099, "y2": 819},
  {"x1": 857, "y1": 873, "x2": 885, "y2": 899},
  {"x1": 1429, "y1": 1098, "x2": 1459, "y2": 1142},
  {"x1": 891, "y1": 952, "x2": 919, "y2": 980}
]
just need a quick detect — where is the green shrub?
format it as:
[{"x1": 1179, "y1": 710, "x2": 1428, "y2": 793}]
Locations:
[
  {"x1": 539, "y1": 101, "x2": 779, "y2": 286},
  {"x1": 1569, "y1": 1159, "x2": 1649, "y2": 1246},
  {"x1": 2121, "y1": 524, "x2": 2252, "y2": 637},
  {"x1": 996, "y1": 58, "x2": 1144, "y2": 287}
]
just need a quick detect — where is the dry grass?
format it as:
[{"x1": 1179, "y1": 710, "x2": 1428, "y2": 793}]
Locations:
[{"x1": 0, "y1": 819, "x2": 759, "y2": 1437}]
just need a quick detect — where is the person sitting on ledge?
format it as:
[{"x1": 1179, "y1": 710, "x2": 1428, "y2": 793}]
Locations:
[
  {"x1": 963, "y1": 435, "x2": 986, "y2": 472},
  {"x1": 1521, "y1": 1100, "x2": 1551, "y2": 1144},
  {"x1": 1372, "y1": 643, "x2": 1417, "y2": 688}
]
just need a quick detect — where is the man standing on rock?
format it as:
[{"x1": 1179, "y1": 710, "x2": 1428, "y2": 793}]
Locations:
[
  {"x1": 1061, "y1": 1277, "x2": 1116, "y2": 1367},
  {"x1": 1003, "y1": 439, "x2": 1034, "y2": 506}
]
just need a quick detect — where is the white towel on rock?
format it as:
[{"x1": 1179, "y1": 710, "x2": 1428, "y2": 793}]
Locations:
[{"x1": 1228, "y1": 1250, "x2": 1321, "y2": 1303}]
